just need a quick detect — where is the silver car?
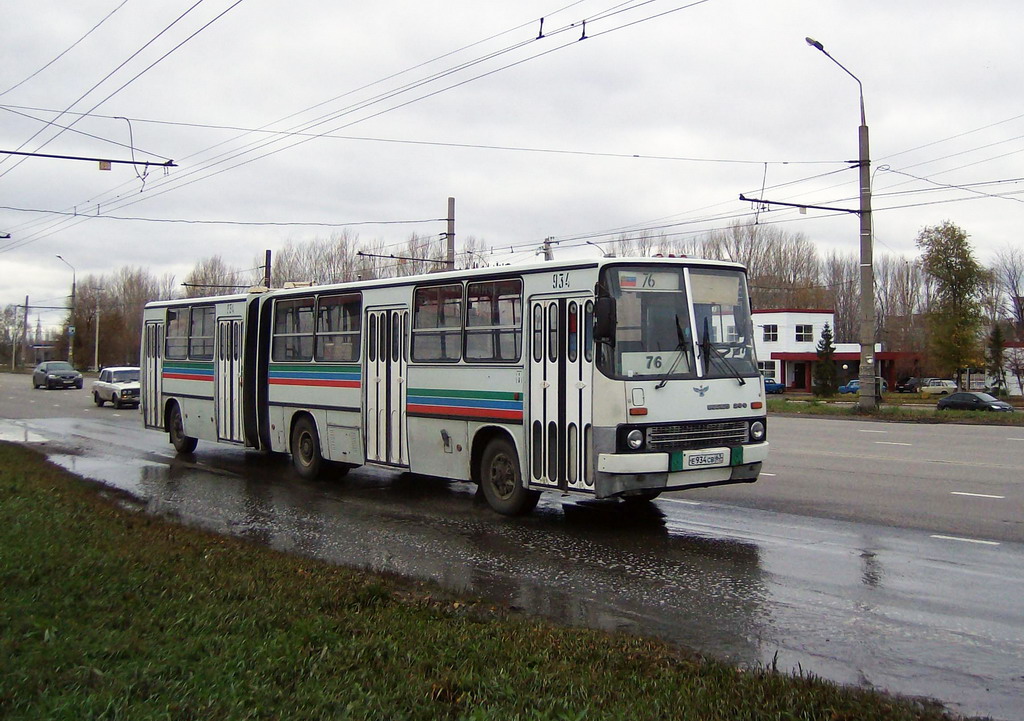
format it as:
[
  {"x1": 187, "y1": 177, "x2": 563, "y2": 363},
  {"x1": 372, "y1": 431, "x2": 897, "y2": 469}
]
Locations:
[{"x1": 92, "y1": 366, "x2": 141, "y2": 408}]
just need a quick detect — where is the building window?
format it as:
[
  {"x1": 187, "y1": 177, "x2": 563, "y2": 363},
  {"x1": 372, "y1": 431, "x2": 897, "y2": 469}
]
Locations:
[
  {"x1": 762, "y1": 324, "x2": 778, "y2": 342},
  {"x1": 758, "y1": 361, "x2": 776, "y2": 377},
  {"x1": 795, "y1": 324, "x2": 813, "y2": 343}
]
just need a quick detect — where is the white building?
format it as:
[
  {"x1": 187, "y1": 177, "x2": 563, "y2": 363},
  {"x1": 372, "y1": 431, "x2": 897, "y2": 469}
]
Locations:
[{"x1": 752, "y1": 309, "x2": 887, "y2": 391}]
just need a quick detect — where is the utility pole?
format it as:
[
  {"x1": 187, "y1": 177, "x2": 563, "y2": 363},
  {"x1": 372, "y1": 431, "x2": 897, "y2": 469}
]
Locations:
[
  {"x1": 20, "y1": 296, "x2": 28, "y2": 369},
  {"x1": 446, "y1": 197, "x2": 456, "y2": 269},
  {"x1": 806, "y1": 37, "x2": 877, "y2": 409},
  {"x1": 92, "y1": 289, "x2": 103, "y2": 371},
  {"x1": 56, "y1": 255, "x2": 76, "y2": 367}
]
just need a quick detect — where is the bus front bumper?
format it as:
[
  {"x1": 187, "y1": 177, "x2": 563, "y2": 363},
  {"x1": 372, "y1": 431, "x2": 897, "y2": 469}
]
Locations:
[{"x1": 594, "y1": 442, "x2": 769, "y2": 498}]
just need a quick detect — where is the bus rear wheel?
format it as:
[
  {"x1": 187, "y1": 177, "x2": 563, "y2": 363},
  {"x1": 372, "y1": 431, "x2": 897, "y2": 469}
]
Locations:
[
  {"x1": 168, "y1": 403, "x2": 198, "y2": 454},
  {"x1": 291, "y1": 416, "x2": 323, "y2": 479},
  {"x1": 479, "y1": 438, "x2": 540, "y2": 516}
]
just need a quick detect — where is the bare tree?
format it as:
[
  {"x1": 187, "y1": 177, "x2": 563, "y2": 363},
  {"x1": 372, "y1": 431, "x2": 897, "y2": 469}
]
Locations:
[
  {"x1": 183, "y1": 255, "x2": 240, "y2": 297},
  {"x1": 821, "y1": 251, "x2": 858, "y2": 342},
  {"x1": 992, "y1": 244, "x2": 1024, "y2": 338}
]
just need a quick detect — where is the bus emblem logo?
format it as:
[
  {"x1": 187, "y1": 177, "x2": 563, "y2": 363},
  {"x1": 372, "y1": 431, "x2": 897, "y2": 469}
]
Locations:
[{"x1": 693, "y1": 385, "x2": 709, "y2": 397}]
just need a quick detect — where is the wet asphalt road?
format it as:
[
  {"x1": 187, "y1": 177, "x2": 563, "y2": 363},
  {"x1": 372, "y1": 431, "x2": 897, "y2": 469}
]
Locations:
[{"x1": 2, "y1": 373, "x2": 1023, "y2": 720}]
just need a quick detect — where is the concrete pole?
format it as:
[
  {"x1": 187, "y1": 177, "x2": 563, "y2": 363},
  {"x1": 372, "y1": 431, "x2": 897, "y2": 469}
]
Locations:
[
  {"x1": 446, "y1": 197, "x2": 456, "y2": 269},
  {"x1": 857, "y1": 122, "x2": 877, "y2": 409},
  {"x1": 94, "y1": 293, "x2": 101, "y2": 371}
]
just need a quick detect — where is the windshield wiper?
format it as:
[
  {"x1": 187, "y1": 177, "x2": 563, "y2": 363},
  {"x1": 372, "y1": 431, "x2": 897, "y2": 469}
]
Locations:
[
  {"x1": 655, "y1": 315, "x2": 689, "y2": 390},
  {"x1": 700, "y1": 317, "x2": 746, "y2": 386}
]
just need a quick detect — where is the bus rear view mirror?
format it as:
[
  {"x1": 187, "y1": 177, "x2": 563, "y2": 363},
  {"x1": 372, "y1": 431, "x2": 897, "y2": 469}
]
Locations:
[{"x1": 594, "y1": 296, "x2": 616, "y2": 345}]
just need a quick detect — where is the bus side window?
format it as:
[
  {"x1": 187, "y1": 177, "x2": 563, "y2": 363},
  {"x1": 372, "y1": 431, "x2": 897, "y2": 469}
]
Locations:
[
  {"x1": 272, "y1": 297, "x2": 314, "y2": 362},
  {"x1": 165, "y1": 308, "x2": 188, "y2": 360},
  {"x1": 412, "y1": 284, "x2": 462, "y2": 362},
  {"x1": 465, "y1": 279, "x2": 521, "y2": 362},
  {"x1": 189, "y1": 306, "x2": 215, "y2": 360},
  {"x1": 315, "y1": 294, "x2": 360, "y2": 362}
]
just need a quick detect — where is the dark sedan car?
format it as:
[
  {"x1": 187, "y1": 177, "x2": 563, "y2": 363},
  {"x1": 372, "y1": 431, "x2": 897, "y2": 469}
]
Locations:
[
  {"x1": 32, "y1": 360, "x2": 83, "y2": 389},
  {"x1": 936, "y1": 392, "x2": 1015, "y2": 412}
]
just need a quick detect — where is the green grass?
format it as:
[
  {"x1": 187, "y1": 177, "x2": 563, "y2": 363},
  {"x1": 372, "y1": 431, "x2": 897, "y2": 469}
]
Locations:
[
  {"x1": 0, "y1": 442, "x2": 965, "y2": 721},
  {"x1": 767, "y1": 396, "x2": 1024, "y2": 425}
]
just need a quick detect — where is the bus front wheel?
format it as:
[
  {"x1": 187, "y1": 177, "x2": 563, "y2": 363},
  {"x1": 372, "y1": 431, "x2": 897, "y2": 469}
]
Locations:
[
  {"x1": 479, "y1": 438, "x2": 540, "y2": 516},
  {"x1": 291, "y1": 416, "x2": 323, "y2": 479},
  {"x1": 168, "y1": 403, "x2": 198, "y2": 454}
]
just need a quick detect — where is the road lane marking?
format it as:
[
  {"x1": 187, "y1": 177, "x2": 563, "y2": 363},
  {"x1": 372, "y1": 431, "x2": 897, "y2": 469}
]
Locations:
[
  {"x1": 1008, "y1": 437, "x2": 1024, "y2": 441},
  {"x1": 874, "y1": 441, "x2": 912, "y2": 446},
  {"x1": 858, "y1": 429, "x2": 887, "y2": 433},
  {"x1": 950, "y1": 491, "x2": 1005, "y2": 499},
  {"x1": 760, "y1": 472, "x2": 777, "y2": 477},
  {"x1": 930, "y1": 534, "x2": 1000, "y2": 546},
  {"x1": 662, "y1": 499, "x2": 701, "y2": 506}
]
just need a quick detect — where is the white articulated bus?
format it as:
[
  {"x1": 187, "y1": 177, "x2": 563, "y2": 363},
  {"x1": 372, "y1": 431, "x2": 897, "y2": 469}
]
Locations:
[{"x1": 141, "y1": 257, "x2": 768, "y2": 515}]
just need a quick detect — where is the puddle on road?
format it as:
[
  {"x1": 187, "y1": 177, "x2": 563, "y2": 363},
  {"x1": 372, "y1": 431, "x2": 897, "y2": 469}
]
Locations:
[{"x1": 0, "y1": 421, "x2": 48, "y2": 444}]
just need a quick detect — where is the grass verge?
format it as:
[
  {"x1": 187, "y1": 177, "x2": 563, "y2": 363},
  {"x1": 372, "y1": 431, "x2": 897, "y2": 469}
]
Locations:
[
  {"x1": 0, "y1": 442, "x2": 964, "y2": 721},
  {"x1": 767, "y1": 397, "x2": 1024, "y2": 425}
]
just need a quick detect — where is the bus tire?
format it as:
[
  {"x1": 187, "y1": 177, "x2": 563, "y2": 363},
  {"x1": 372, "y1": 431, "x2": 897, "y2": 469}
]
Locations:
[
  {"x1": 479, "y1": 438, "x2": 540, "y2": 516},
  {"x1": 291, "y1": 416, "x2": 323, "y2": 479},
  {"x1": 168, "y1": 403, "x2": 198, "y2": 454}
]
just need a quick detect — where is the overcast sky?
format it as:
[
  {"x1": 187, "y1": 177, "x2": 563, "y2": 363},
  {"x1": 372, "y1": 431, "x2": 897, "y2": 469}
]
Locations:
[{"x1": 2, "y1": 0, "x2": 1022, "y2": 330}]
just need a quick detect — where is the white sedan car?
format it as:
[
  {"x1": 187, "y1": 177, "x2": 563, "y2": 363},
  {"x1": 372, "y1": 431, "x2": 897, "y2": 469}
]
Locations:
[{"x1": 92, "y1": 366, "x2": 141, "y2": 408}]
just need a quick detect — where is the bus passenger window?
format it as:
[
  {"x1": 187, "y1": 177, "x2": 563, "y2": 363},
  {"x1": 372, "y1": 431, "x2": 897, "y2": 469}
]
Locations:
[
  {"x1": 465, "y1": 279, "x2": 521, "y2": 362},
  {"x1": 315, "y1": 294, "x2": 360, "y2": 362},
  {"x1": 165, "y1": 308, "x2": 189, "y2": 360},
  {"x1": 412, "y1": 284, "x2": 462, "y2": 362},
  {"x1": 272, "y1": 297, "x2": 314, "y2": 362},
  {"x1": 189, "y1": 306, "x2": 215, "y2": 360}
]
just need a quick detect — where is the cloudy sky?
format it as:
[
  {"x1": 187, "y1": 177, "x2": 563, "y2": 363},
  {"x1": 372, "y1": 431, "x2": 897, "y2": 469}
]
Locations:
[{"x1": 2, "y1": 0, "x2": 1022, "y2": 330}]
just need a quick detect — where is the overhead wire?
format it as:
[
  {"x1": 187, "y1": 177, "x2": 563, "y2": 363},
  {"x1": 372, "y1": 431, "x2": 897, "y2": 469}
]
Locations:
[
  {"x1": 1, "y1": 0, "x2": 723, "y2": 253},
  {"x1": 0, "y1": 0, "x2": 131, "y2": 98},
  {"x1": 0, "y1": 0, "x2": 217, "y2": 178}
]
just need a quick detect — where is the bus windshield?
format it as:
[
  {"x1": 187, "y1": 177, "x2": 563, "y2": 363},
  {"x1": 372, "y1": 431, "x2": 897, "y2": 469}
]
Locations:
[{"x1": 597, "y1": 265, "x2": 758, "y2": 381}]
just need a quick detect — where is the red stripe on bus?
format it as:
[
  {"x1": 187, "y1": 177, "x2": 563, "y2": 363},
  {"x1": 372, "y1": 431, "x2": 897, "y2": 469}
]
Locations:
[
  {"x1": 268, "y1": 378, "x2": 360, "y2": 388},
  {"x1": 163, "y1": 373, "x2": 213, "y2": 381},
  {"x1": 407, "y1": 404, "x2": 523, "y2": 421}
]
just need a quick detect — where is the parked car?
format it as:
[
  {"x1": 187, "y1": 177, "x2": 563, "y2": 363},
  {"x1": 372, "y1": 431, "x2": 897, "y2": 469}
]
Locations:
[
  {"x1": 763, "y1": 377, "x2": 785, "y2": 394},
  {"x1": 837, "y1": 378, "x2": 888, "y2": 394},
  {"x1": 895, "y1": 376, "x2": 934, "y2": 393},
  {"x1": 920, "y1": 379, "x2": 958, "y2": 396},
  {"x1": 32, "y1": 360, "x2": 83, "y2": 389},
  {"x1": 92, "y1": 366, "x2": 141, "y2": 408},
  {"x1": 936, "y1": 392, "x2": 1015, "y2": 412}
]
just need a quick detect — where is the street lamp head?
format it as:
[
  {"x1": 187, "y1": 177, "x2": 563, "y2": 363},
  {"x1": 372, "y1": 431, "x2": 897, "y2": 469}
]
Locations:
[{"x1": 805, "y1": 36, "x2": 824, "y2": 52}]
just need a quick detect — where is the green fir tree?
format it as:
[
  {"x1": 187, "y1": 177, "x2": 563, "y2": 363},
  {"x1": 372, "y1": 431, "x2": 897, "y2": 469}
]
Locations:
[{"x1": 813, "y1": 322, "x2": 838, "y2": 396}]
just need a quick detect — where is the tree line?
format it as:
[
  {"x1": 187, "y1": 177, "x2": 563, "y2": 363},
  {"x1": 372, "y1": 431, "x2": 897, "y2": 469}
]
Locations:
[{"x1": 2, "y1": 221, "x2": 1021, "y2": 385}]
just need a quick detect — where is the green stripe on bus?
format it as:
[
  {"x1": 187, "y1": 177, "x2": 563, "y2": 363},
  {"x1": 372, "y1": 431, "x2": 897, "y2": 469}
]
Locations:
[
  {"x1": 409, "y1": 388, "x2": 520, "y2": 401},
  {"x1": 269, "y1": 364, "x2": 360, "y2": 373},
  {"x1": 164, "y1": 361, "x2": 214, "y2": 369}
]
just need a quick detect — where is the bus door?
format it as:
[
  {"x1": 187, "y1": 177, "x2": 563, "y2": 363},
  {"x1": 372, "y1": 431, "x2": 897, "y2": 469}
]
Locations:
[
  {"x1": 364, "y1": 306, "x2": 409, "y2": 467},
  {"x1": 215, "y1": 317, "x2": 244, "y2": 443},
  {"x1": 528, "y1": 295, "x2": 593, "y2": 491},
  {"x1": 142, "y1": 321, "x2": 164, "y2": 430}
]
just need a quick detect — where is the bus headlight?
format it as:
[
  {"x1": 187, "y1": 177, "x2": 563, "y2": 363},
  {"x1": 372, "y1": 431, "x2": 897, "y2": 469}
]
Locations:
[
  {"x1": 626, "y1": 429, "x2": 644, "y2": 450},
  {"x1": 750, "y1": 420, "x2": 766, "y2": 442}
]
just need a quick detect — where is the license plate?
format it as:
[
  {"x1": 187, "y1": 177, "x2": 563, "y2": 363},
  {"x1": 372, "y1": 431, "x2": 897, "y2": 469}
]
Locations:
[{"x1": 686, "y1": 451, "x2": 725, "y2": 468}]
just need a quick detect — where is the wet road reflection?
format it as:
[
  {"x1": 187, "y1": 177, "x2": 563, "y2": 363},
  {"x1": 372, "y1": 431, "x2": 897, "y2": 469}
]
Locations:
[{"x1": 5, "y1": 417, "x2": 1022, "y2": 721}]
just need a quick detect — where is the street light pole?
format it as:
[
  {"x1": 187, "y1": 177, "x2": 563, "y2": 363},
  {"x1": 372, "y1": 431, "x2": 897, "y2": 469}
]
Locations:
[
  {"x1": 806, "y1": 37, "x2": 877, "y2": 409},
  {"x1": 55, "y1": 254, "x2": 76, "y2": 368}
]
